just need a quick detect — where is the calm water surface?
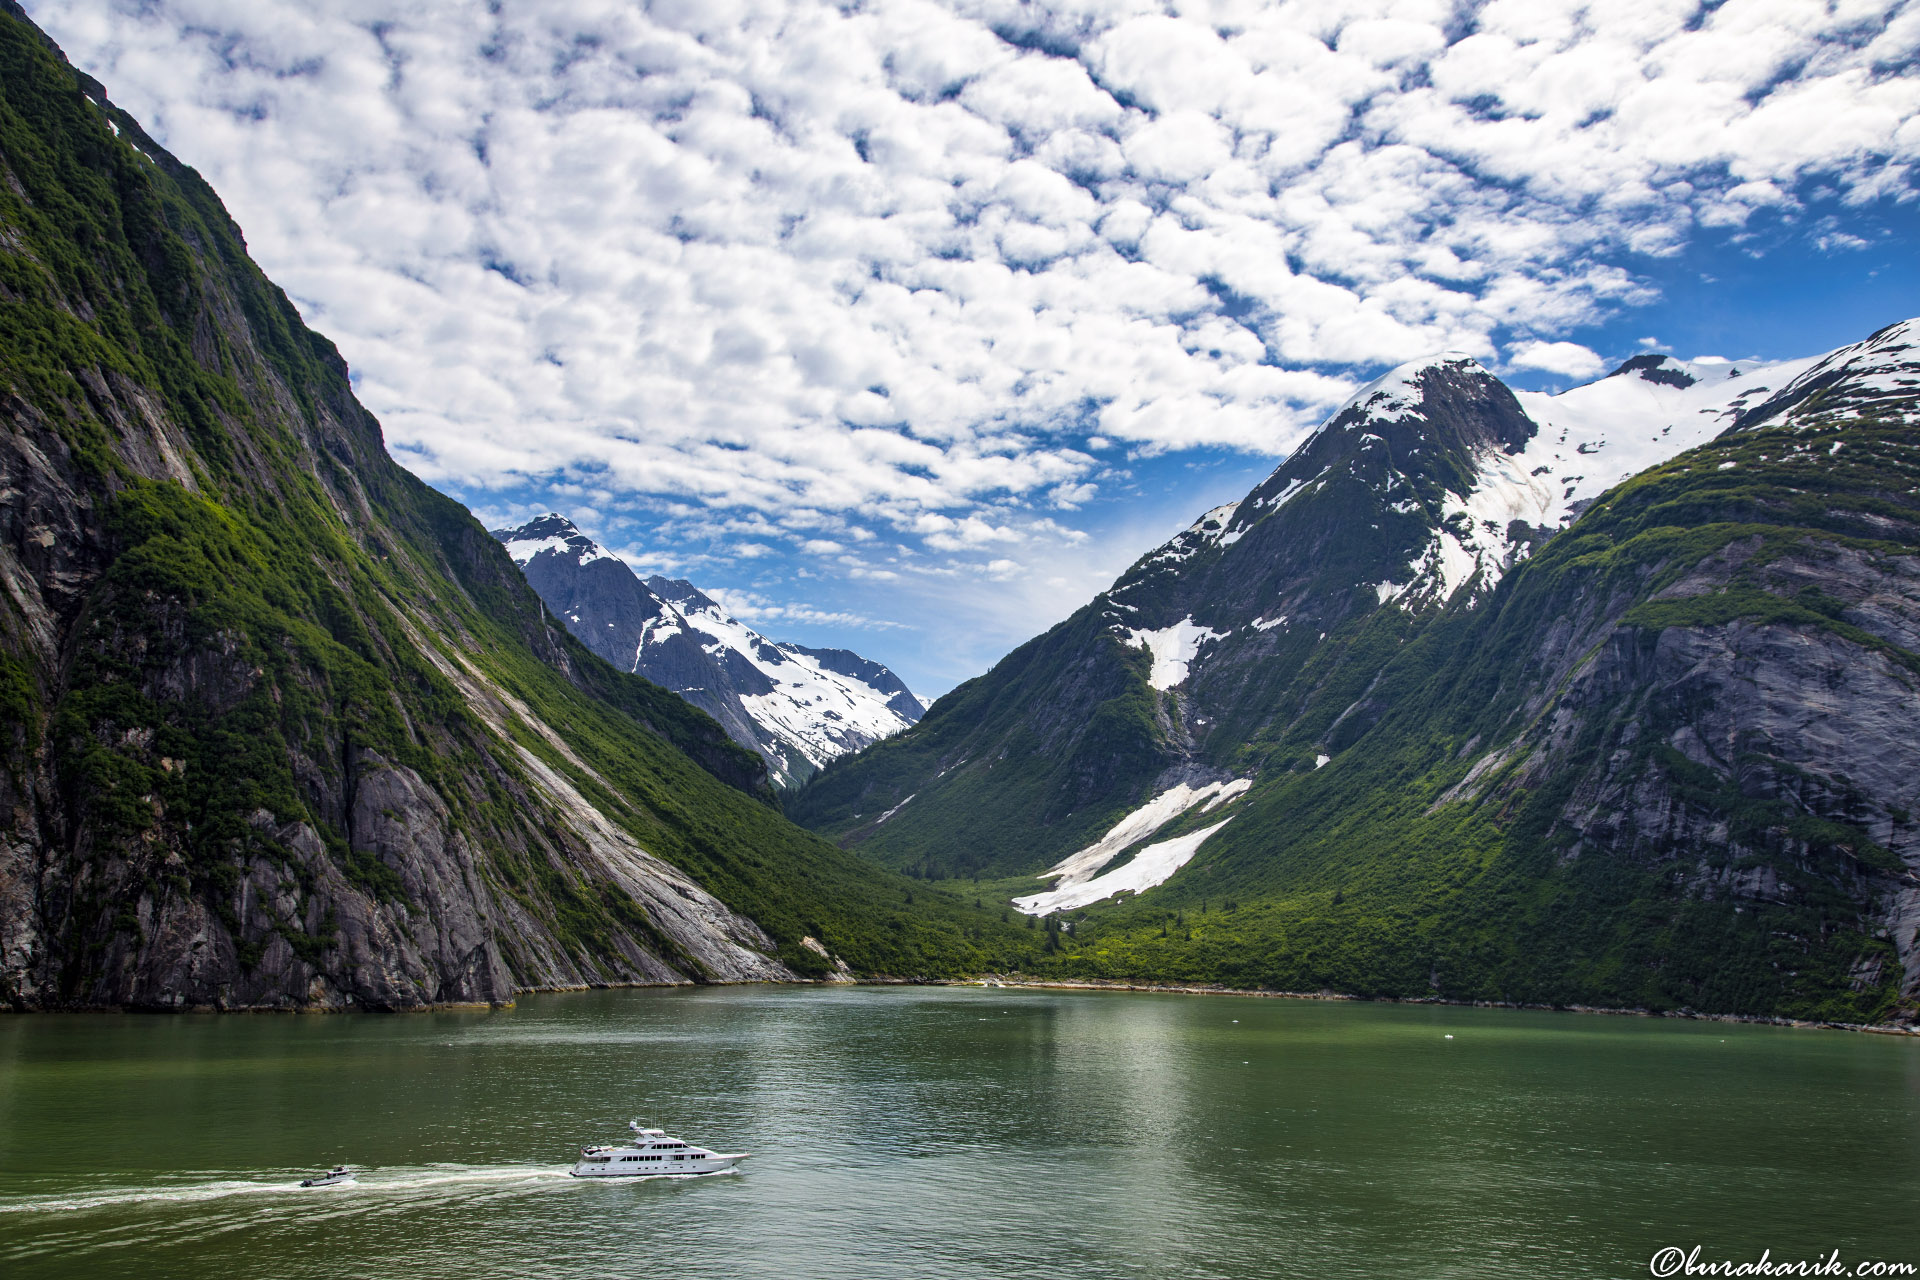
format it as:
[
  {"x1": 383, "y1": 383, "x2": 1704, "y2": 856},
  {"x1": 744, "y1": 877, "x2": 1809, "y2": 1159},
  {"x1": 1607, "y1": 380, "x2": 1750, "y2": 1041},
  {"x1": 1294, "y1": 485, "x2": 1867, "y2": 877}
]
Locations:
[{"x1": 1, "y1": 986, "x2": 1916, "y2": 1279}]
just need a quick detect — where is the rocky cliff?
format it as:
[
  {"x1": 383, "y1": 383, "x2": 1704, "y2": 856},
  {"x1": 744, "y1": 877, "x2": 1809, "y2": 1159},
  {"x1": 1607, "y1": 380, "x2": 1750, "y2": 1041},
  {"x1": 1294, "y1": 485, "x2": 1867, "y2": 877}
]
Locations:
[{"x1": 0, "y1": 6, "x2": 1016, "y2": 1009}]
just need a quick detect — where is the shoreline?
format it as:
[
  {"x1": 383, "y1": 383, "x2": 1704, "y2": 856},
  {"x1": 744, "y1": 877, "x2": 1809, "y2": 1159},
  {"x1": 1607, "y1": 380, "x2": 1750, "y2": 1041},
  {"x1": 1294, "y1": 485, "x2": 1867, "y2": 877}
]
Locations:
[
  {"x1": 5, "y1": 972, "x2": 1916, "y2": 1037},
  {"x1": 921, "y1": 974, "x2": 1920, "y2": 1037}
]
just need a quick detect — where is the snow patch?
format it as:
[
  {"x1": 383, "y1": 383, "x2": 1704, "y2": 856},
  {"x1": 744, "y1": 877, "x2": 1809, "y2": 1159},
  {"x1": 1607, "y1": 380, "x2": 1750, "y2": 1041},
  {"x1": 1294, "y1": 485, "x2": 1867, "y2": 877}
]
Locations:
[
  {"x1": 1508, "y1": 351, "x2": 1817, "y2": 531},
  {"x1": 1261, "y1": 474, "x2": 1312, "y2": 511},
  {"x1": 1014, "y1": 821, "x2": 1234, "y2": 916},
  {"x1": 1144, "y1": 501, "x2": 1243, "y2": 568},
  {"x1": 1120, "y1": 616, "x2": 1230, "y2": 690},
  {"x1": 669, "y1": 595, "x2": 919, "y2": 775},
  {"x1": 1013, "y1": 778, "x2": 1252, "y2": 915},
  {"x1": 1339, "y1": 353, "x2": 1481, "y2": 426},
  {"x1": 875, "y1": 793, "x2": 916, "y2": 824},
  {"x1": 1373, "y1": 349, "x2": 1826, "y2": 611},
  {"x1": 502, "y1": 534, "x2": 619, "y2": 568}
]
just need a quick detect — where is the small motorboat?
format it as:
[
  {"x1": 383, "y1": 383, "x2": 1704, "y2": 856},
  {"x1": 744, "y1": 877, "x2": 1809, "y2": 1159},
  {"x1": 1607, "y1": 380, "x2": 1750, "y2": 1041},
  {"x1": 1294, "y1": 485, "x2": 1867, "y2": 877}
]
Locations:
[
  {"x1": 571, "y1": 1122, "x2": 749, "y2": 1178},
  {"x1": 300, "y1": 1166, "x2": 356, "y2": 1188}
]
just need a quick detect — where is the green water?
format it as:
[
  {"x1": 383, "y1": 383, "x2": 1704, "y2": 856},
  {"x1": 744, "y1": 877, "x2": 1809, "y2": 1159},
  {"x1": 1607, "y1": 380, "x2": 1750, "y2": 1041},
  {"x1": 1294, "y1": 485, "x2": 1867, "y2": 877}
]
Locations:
[{"x1": 1, "y1": 987, "x2": 1915, "y2": 1279}]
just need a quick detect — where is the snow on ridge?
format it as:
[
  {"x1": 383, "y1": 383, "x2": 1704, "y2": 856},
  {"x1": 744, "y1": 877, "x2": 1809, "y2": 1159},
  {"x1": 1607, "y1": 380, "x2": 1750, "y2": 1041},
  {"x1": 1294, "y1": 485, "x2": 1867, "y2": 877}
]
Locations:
[
  {"x1": 502, "y1": 535, "x2": 619, "y2": 568},
  {"x1": 1722, "y1": 316, "x2": 1920, "y2": 431},
  {"x1": 1120, "y1": 616, "x2": 1230, "y2": 690},
  {"x1": 1013, "y1": 778, "x2": 1252, "y2": 915},
  {"x1": 1511, "y1": 350, "x2": 1815, "y2": 521},
  {"x1": 501, "y1": 535, "x2": 570, "y2": 566},
  {"x1": 1338, "y1": 351, "x2": 1483, "y2": 426},
  {"x1": 1189, "y1": 501, "x2": 1238, "y2": 534},
  {"x1": 1260, "y1": 474, "x2": 1314, "y2": 512},
  {"x1": 1372, "y1": 347, "x2": 1826, "y2": 613},
  {"x1": 1141, "y1": 499, "x2": 1246, "y2": 569},
  {"x1": 499, "y1": 514, "x2": 623, "y2": 569},
  {"x1": 664, "y1": 591, "x2": 918, "y2": 775},
  {"x1": 498, "y1": 514, "x2": 916, "y2": 786}
]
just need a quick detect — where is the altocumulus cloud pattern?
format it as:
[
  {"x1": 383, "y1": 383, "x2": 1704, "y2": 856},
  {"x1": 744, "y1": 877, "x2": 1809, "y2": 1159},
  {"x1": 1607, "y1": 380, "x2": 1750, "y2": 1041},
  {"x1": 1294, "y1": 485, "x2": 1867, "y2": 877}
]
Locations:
[{"x1": 34, "y1": 0, "x2": 1920, "y2": 679}]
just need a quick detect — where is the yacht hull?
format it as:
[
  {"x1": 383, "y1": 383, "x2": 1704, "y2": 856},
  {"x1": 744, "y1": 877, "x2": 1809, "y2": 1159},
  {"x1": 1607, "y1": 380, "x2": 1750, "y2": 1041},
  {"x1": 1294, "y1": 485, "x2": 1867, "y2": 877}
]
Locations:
[{"x1": 570, "y1": 1154, "x2": 748, "y2": 1178}]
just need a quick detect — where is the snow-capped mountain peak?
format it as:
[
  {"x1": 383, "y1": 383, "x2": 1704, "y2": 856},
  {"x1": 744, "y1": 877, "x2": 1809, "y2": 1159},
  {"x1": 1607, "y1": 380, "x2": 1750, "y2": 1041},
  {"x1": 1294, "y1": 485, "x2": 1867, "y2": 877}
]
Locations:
[
  {"x1": 499, "y1": 512, "x2": 621, "y2": 570},
  {"x1": 490, "y1": 515, "x2": 922, "y2": 788},
  {"x1": 1340, "y1": 351, "x2": 1487, "y2": 427}
]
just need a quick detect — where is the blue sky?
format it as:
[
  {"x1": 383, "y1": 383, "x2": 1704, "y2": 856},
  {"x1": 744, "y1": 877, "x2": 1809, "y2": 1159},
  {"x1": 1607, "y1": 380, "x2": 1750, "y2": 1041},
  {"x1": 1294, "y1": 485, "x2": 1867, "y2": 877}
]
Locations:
[{"x1": 32, "y1": 0, "x2": 1920, "y2": 697}]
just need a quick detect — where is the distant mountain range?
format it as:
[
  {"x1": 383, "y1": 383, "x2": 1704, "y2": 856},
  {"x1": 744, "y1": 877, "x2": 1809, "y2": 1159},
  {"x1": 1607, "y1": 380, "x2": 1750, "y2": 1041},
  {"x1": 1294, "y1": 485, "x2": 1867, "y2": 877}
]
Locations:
[
  {"x1": 492, "y1": 514, "x2": 923, "y2": 788},
  {"x1": 794, "y1": 319, "x2": 1920, "y2": 1025}
]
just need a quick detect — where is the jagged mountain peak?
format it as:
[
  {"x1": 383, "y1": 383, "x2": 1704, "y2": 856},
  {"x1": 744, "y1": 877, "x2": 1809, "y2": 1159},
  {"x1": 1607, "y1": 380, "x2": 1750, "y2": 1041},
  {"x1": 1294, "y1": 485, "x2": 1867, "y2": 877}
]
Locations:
[
  {"x1": 489, "y1": 514, "x2": 922, "y2": 787},
  {"x1": 1338, "y1": 351, "x2": 1489, "y2": 424},
  {"x1": 495, "y1": 512, "x2": 622, "y2": 571},
  {"x1": 645, "y1": 574, "x2": 726, "y2": 615},
  {"x1": 1116, "y1": 350, "x2": 1534, "y2": 607},
  {"x1": 1609, "y1": 352, "x2": 1700, "y2": 387}
]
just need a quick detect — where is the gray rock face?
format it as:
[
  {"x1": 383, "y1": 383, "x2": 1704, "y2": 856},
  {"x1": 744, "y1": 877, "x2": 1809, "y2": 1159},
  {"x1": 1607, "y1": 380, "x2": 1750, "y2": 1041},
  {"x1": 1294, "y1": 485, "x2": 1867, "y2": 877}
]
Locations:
[{"x1": 1461, "y1": 540, "x2": 1920, "y2": 999}]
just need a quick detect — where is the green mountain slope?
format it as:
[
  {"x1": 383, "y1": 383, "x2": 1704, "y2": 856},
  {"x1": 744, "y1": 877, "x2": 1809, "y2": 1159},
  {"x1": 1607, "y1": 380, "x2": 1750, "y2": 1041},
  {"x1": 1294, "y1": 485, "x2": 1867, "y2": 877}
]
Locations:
[
  {"x1": 0, "y1": 6, "x2": 1025, "y2": 1009},
  {"x1": 1055, "y1": 375, "x2": 1920, "y2": 1023},
  {"x1": 790, "y1": 355, "x2": 1546, "y2": 877},
  {"x1": 795, "y1": 323, "x2": 1920, "y2": 1023}
]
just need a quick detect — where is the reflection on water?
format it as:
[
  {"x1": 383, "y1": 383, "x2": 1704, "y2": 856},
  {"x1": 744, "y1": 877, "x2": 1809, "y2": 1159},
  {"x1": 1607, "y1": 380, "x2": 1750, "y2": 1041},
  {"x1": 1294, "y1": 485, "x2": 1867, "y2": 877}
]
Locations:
[{"x1": 1, "y1": 986, "x2": 1916, "y2": 1279}]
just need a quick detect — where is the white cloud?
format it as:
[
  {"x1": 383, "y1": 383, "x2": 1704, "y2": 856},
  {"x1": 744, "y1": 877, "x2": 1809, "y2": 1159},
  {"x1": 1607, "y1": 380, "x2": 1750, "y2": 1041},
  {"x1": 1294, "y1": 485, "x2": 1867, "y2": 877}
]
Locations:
[
  {"x1": 26, "y1": 0, "x2": 1918, "y2": 671},
  {"x1": 1507, "y1": 339, "x2": 1607, "y2": 379},
  {"x1": 704, "y1": 587, "x2": 901, "y2": 632}
]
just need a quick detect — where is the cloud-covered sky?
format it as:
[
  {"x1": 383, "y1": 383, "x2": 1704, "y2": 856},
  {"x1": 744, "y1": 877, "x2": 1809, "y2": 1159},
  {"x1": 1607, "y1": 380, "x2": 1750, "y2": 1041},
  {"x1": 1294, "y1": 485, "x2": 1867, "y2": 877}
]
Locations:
[{"x1": 32, "y1": 0, "x2": 1920, "y2": 694}]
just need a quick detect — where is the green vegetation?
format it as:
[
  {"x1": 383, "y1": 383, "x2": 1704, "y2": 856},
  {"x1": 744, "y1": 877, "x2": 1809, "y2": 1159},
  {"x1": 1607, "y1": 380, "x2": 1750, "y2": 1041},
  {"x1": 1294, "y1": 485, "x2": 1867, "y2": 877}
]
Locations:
[
  {"x1": 0, "y1": 9, "x2": 1032, "y2": 999},
  {"x1": 797, "y1": 351, "x2": 1919, "y2": 1022},
  {"x1": 1010, "y1": 415, "x2": 1919, "y2": 1023}
]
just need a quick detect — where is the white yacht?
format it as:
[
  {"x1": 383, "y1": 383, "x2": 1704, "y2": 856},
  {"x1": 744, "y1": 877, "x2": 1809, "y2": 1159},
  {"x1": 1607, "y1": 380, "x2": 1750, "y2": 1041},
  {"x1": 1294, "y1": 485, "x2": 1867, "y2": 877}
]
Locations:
[
  {"x1": 299, "y1": 1166, "x2": 355, "y2": 1188},
  {"x1": 571, "y1": 1122, "x2": 749, "y2": 1179}
]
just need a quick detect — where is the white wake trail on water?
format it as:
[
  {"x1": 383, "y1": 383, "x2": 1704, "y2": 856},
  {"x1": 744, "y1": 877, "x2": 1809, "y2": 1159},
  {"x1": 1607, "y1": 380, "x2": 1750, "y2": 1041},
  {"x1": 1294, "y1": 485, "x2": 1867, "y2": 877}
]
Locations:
[{"x1": 0, "y1": 1164, "x2": 574, "y2": 1217}]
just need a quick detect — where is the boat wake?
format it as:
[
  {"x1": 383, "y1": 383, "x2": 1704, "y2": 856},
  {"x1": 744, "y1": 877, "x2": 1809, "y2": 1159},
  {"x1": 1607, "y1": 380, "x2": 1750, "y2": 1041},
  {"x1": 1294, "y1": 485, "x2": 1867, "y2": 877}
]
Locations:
[{"x1": 0, "y1": 1164, "x2": 573, "y2": 1217}]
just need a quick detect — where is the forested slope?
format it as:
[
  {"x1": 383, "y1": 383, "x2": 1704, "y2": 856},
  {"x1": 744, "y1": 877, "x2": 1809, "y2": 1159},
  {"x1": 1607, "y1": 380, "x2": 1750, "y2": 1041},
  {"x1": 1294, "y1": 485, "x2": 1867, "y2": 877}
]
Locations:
[{"x1": 0, "y1": 5, "x2": 1024, "y2": 1009}]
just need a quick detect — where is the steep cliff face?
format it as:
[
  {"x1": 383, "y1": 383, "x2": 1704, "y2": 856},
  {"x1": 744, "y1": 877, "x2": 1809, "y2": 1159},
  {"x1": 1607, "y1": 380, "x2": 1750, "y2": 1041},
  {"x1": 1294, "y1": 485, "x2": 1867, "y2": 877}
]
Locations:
[
  {"x1": 794, "y1": 318, "x2": 1920, "y2": 1022},
  {"x1": 493, "y1": 514, "x2": 923, "y2": 788},
  {"x1": 1403, "y1": 320, "x2": 1920, "y2": 1010},
  {"x1": 0, "y1": 8, "x2": 1015, "y2": 1009}
]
